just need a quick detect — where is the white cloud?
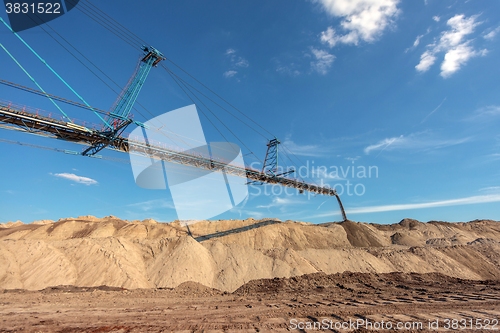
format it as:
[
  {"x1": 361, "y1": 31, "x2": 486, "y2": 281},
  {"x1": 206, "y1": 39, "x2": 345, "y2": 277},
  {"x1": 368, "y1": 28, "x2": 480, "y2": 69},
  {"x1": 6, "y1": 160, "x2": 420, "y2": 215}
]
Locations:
[
  {"x1": 317, "y1": 0, "x2": 400, "y2": 47},
  {"x1": 257, "y1": 197, "x2": 287, "y2": 209},
  {"x1": 229, "y1": 207, "x2": 265, "y2": 219},
  {"x1": 406, "y1": 32, "x2": 430, "y2": 53},
  {"x1": 467, "y1": 105, "x2": 500, "y2": 121},
  {"x1": 364, "y1": 132, "x2": 470, "y2": 154},
  {"x1": 235, "y1": 58, "x2": 249, "y2": 68},
  {"x1": 415, "y1": 50, "x2": 436, "y2": 71},
  {"x1": 223, "y1": 48, "x2": 249, "y2": 78},
  {"x1": 479, "y1": 105, "x2": 500, "y2": 116},
  {"x1": 310, "y1": 192, "x2": 500, "y2": 218},
  {"x1": 364, "y1": 135, "x2": 404, "y2": 154},
  {"x1": 52, "y1": 173, "x2": 98, "y2": 185},
  {"x1": 440, "y1": 15, "x2": 479, "y2": 48},
  {"x1": 223, "y1": 70, "x2": 237, "y2": 78},
  {"x1": 421, "y1": 97, "x2": 446, "y2": 123},
  {"x1": 276, "y1": 65, "x2": 301, "y2": 76},
  {"x1": 432, "y1": 15, "x2": 440, "y2": 22},
  {"x1": 310, "y1": 48, "x2": 335, "y2": 75},
  {"x1": 346, "y1": 193, "x2": 500, "y2": 214},
  {"x1": 413, "y1": 34, "x2": 424, "y2": 47},
  {"x1": 127, "y1": 199, "x2": 175, "y2": 211},
  {"x1": 479, "y1": 186, "x2": 500, "y2": 194},
  {"x1": 416, "y1": 14, "x2": 486, "y2": 77},
  {"x1": 320, "y1": 26, "x2": 337, "y2": 47},
  {"x1": 282, "y1": 138, "x2": 327, "y2": 157},
  {"x1": 440, "y1": 43, "x2": 486, "y2": 78},
  {"x1": 484, "y1": 26, "x2": 500, "y2": 40},
  {"x1": 257, "y1": 197, "x2": 305, "y2": 209}
]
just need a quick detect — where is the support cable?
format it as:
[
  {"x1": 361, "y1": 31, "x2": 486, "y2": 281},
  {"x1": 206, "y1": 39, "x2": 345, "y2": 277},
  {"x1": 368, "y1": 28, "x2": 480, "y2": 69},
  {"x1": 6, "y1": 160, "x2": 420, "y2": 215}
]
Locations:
[
  {"x1": 166, "y1": 69, "x2": 234, "y2": 150},
  {"x1": 65, "y1": 0, "x2": 140, "y2": 49},
  {"x1": 30, "y1": 20, "x2": 169, "y2": 128},
  {"x1": 5, "y1": 0, "x2": 311, "y2": 179},
  {"x1": 63, "y1": 1, "x2": 276, "y2": 143},
  {"x1": 280, "y1": 143, "x2": 310, "y2": 180},
  {"x1": 42, "y1": 0, "x2": 276, "y2": 161},
  {"x1": 36, "y1": 22, "x2": 123, "y2": 100},
  {"x1": 162, "y1": 64, "x2": 269, "y2": 141},
  {"x1": 165, "y1": 67, "x2": 262, "y2": 163},
  {"x1": 0, "y1": 79, "x2": 108, "y2": 117},
  {"x1": 0, "y1": 137, "x2": 130, "y2": 164},
  {"x1": 162, "y1": 58, "x2": 275, "y2": 138},
  {"x1": 0, "y1": 44, "x2": 71, "y2": 122},
  {"x1": 15, "y1": 10, "x2": 183, "y2": 146},
  {"x1": 0, "y1": 17, "x2": 113, "y2": 129},
  {"x1": 76, "y1": 0, "x2": 149, "y2": 46}
]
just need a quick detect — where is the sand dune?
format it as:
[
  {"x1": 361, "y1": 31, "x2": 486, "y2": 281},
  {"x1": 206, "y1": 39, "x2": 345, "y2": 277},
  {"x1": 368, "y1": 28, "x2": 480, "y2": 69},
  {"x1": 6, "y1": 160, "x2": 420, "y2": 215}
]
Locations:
[{"x1": 0, "y1": 216, "x2": 499, "y2": 291}]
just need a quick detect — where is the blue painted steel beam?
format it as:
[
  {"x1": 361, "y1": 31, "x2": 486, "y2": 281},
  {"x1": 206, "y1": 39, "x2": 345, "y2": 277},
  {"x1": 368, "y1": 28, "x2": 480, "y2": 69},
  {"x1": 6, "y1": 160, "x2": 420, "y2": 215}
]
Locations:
[
  {"x1": 106, "y1": 46, "x2": 164, "y2": 129},
  {"x1": 0, "y1": 17, "x2": 113, "y2": 130}
]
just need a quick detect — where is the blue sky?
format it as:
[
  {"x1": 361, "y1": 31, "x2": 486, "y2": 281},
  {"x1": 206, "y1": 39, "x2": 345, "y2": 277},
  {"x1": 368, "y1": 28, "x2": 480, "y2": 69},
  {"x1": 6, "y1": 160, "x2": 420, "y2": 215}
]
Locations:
[{"x1": 1, "y1": 0, "x2": 499, "y2": 224}]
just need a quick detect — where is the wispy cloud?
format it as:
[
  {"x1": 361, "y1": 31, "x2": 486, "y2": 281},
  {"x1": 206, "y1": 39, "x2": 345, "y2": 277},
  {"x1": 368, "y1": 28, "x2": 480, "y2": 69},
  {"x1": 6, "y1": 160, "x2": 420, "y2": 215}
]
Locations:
[
  {"x1": 475, "y1": 105, "x2": 500, "y2": 117},
  {"x1": 311, "y1": 167, "x2": 344, "y2": 181},
  {"x1": 311, "y1": 192, "x2": 500, "y2": 218},
  {"x1": 466, "y1": 105, "x2": 500, "y2": 121},
  {"x1": 276, "y1": 63, "x2": 301, "y2": 76},
  {"x1": 484, "y1": 26, "x2": 500, "y2": 40},
  {"x1": 479, "y1": 186, "x2": 500, "y2": 194},
  {"x1": 421, "y1": 97, "x2": 446, "y2": 123},
  {"x1": 127, "y1": 199, "x2": 175, "y2": 212},
  {"x1": 364, "y1": 132, "x2": 470, "y2": 154},
  {"x1": 223, "y1": 48, "x2": 249, "y2": 79},
  {"x1": 320, "y1": 26, "x2": 337, "y2": 47},
  {"x1": 52, "y1": 173, "x2": 98, "y2": 185},
  {"x1": 317, "y1": 0, "x2": 400, "y2": 47},
  {"x1": 282, "y1": 138, "x2": 327, "y2": 157},
  {"x1": 229, "y1": 207, "x2": 265, "y2": 219},
  {"x1": 405, "y1": 28, "x2": 431, "y2": 53},
  {"x1": 257, "y1": 197, "x2": 289, "y2": 209},
  {"x1": 415, "y1": 50, "x2": 437, "y2": 72},
  {"x1": 235, "y1": 58, "x2": 249, "y2": 68},
  {"x1": 433, "y1": 16, "x2": 440, "y2": 22},
  {"x1": 346, "y1": 193, "x2": 500, "y2": 215},
  {"x1": 310, "y1": 48, "x2": 335, "y2": 75},
  {"x1": 416, "y1": 14, "x2": 487, "y2": 78},
  {"x1": 223, "y1": 70, "x2": 237, "y2": 78},
  {"x1": 490, "y1": 153, "x2": 500, "y2": 160},
  {"x1": 412, "y1": 34, "x2": 424, "y2": 48},
  {"x1": 256, "y1": 197, "x2": 305, "y2": 210},
  {"x1": 364, "y1": 135, "x2": 404, "y2": 154}
]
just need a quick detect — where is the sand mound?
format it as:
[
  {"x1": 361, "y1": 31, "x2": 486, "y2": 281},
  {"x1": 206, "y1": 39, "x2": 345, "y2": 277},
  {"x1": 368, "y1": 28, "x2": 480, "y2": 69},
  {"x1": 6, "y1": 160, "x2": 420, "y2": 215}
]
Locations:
[
  {"x1": 0, "y1": 217, "x2": 499, "y2": 291},
  {"x1": 233, "y1": 270, "x2": 480, "y2": 295}
]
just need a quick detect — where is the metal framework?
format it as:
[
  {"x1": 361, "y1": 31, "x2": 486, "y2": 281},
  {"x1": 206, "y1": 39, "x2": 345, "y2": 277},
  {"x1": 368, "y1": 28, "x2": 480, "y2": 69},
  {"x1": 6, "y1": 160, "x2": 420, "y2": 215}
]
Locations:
[
  {"x1": 81, "y1": 46, "x2": 165, "y2": 156},
  {"x1": 107, "y1": 46, "x2": 164, "y2": 127},
  {"x1": 262, "y1": 138, "x2": 279, "y2": 175},
  {"x1": 0, "y1": 39, "x2": 347, "y2": 221},
  {"x1": 0, "y1": 100, "x2": 348, "y2": 221}
]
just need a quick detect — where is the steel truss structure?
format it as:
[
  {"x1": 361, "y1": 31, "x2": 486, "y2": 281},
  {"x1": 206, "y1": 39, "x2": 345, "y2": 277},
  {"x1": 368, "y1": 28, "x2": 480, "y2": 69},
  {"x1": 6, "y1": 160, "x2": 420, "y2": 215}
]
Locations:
[{"x1": 0, "y1": 100, "x2": 348, "y2": 221}]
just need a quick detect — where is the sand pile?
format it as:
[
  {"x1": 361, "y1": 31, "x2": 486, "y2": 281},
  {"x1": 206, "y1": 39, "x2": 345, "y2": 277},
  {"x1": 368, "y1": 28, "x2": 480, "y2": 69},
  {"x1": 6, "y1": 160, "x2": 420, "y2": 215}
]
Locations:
[{"x1": 0, "y1": 216, "x2": 499, "y2": 291}]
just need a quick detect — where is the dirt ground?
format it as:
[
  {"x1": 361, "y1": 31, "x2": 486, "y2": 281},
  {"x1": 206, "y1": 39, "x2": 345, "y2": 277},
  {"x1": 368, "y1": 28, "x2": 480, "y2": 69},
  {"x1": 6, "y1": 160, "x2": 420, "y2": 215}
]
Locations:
[{"x1": 1, "y1": 272, "x2": 499, "y2": 332}]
